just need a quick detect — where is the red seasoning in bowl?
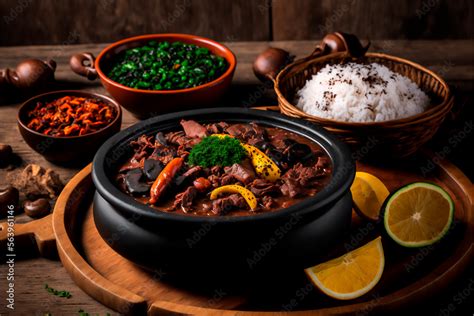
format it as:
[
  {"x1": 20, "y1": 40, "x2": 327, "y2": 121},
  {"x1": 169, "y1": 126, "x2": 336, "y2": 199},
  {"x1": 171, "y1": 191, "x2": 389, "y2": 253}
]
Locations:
[{"x1": 26, "y1": 95, "x2": 117, "y2": 136}]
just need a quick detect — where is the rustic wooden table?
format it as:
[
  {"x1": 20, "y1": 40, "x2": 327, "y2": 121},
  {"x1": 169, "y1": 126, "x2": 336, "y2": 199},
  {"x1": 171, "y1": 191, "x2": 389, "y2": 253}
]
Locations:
[{"x1": 0, "y1": 40, "x2": 473, "y2": 315}]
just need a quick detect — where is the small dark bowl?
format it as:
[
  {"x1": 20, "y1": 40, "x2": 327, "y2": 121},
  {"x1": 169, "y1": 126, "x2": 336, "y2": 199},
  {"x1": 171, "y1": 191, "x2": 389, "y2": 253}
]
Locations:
[
  {"x1": 71, "y1": 34, "x2": 237, "y2": 119},
  {"x1": 18, "y1": 90, "x2": 122, "y2": 164},
  {"x1": 92, "y1": 108, "x2": 355, "y2": 279}
]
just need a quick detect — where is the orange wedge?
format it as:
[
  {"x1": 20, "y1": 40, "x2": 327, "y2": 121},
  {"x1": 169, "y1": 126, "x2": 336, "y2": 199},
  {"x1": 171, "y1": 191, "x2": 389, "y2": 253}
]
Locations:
[
  {"x1": 304, "y1": 237, "x2": 384, "y2": 300},
  {"x1": 351, "y1": 172, "x2": 389, "y2": 221}
]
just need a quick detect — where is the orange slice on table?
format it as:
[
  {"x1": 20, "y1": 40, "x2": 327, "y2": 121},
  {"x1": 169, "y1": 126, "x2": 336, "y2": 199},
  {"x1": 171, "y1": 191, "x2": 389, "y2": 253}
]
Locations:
[
  {"x1": 304, "y1": 237, "x2": 384, "y2": 300},
  {"x1": 351, "y1": 172, "x2": 390, "y2": 221}
]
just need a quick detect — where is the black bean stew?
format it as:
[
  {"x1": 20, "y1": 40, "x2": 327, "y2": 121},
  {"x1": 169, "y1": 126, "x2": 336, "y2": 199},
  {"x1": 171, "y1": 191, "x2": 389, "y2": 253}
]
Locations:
[{"x1": 116, "y1": 120, "x2": 332, "y2": 216}]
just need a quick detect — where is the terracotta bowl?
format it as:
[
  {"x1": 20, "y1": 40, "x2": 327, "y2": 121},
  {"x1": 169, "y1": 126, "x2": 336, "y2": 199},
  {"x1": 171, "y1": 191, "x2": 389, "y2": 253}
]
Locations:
[
  {"x1": 70, "y1": 34, "x2": 237, "y2": 119},
  {"x1": 18, "y1": 90, "x2": 122, "y2": 164}
]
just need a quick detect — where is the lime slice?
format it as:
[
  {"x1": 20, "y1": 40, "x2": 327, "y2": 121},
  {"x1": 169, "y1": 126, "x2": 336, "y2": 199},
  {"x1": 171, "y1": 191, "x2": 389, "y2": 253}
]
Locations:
[{"x1": 383, "y1": 182, "x2": 454, "y2": 247}]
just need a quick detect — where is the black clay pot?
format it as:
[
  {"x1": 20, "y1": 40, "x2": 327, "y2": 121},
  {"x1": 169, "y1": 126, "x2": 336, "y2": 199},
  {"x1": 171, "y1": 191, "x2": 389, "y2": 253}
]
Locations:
[{"x1": 92, "y1": 108, "x2": 355, "y2": 279}]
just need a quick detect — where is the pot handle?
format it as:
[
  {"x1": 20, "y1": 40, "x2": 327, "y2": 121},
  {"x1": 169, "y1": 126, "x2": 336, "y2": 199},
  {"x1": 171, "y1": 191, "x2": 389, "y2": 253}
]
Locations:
[
  {"x1": 70, "y1": 52, "x2": 98, "y2": 80},
  {"x1": 0, "y1": 214, "x2": 56, "y2": 258},
  {"x1": 0, "y1": 59, "x2": 56, "y2": 90},
  {"x1": 253, "y1": 32, "x2": 370, "y2": 83},
  {"x1": 253, "y1": 47, "x2": 294, "y2": 82},
  {"x1": 310, "y1": 32, "x2": 370, "y2": 58}
]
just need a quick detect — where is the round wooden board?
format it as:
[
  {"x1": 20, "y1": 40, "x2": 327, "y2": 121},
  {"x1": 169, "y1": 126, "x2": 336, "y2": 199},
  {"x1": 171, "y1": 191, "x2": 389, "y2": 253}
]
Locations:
[{"x1": 43, "y1": 152, "x2": 473, "y2": 315}]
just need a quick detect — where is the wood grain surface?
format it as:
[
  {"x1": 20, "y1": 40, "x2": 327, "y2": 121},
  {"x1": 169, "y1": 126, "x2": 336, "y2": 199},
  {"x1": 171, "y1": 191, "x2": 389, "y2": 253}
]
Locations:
[
  {"x1": 0, "y1": 40, "x2": 473, "y2": 315},
  {"x1": 0, "y1": 0, "x2": 473, "y2": 46},
  {"x1": 8, "y1": 152, "x2": 474, "y2": 315},
  {"x1": 272, "y1": 0, "x2": 474, "y2": 40},
  {"x1": 0, "y1": 0, "x2": 474, "y2": 45},
  {"x1": 0, "y1": 0, "x2": 271, "y2": 45}
]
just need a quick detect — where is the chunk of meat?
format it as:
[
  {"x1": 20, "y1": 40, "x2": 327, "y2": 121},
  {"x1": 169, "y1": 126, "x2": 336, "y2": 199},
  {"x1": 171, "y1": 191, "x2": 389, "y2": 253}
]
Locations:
[
  {"x1": 269, "y1": 132, "x2": 288, "y2": 151},
  {"x1": 166, "y1": 131, "x2": 188, "y2": 146},
  {"x1": 173, "y1": 186, "x2": 198, "y2": 212},
  {"x1": 247, "y1": 136, "x2": 265, "y2": 146},
  {"x1": 205, "y1": 122, "x2": 229, "y2": 134},
  {"x1": 261, "y1": 195, "x2": 277, "y2": 210},
  {"x1": 130, "y1": 134, "x2": 154, "y2": 149},
  {"x1": 280, "y1": 178, "x2": 304, "y2": 198},
  {"x1": 176, "y1": 144, "x2": 190, "y2": 158},
  {"x1": 280, "y1": 177, "x2": 302, "y2": 198},
  {"x1": 211, "y1": 194, "x2": 247, "y2": 215},
  {"x1": 225, "y1": 123, "x2": 251, "y2": 137},
  {"x1": 166, "y1": 130, "x2": 201, "y2": 151},
  {"x1": 206, "y1": 124, "x2": 219, "y2": 134},
  {"x1": 249, "y1": 178, "x2": 280, "y2": 196},
  {"x1": 130, "y1": 135, "x2": 155, "y2": 161},
  {"x1": 246, "y1": 122, "x2": 267, "y2": 145},
  {"x1": 151, "y1": 146, "x2": 177, "y2": 165},
  {"x1": 290, "y1": 163, "x2": 327, "y2": 186},
  {"x1": 210, "y1": 165, "x2": 222, "y2": 175},
  {"x1": 181, "y1": 120, "x2": 207, "y2": 138},
  {"x1": 224, "y1": 161, "x2": 255, "y2": 184},
  {"x1": 118, "y1": 160, "x2": 143, "y2": 173},
  {"x1": 225, "y1": 123, "x2": 267, "y2": 144},
  {"x1": 208, "y1": 174, "x2": 221, "y2": 188},
  {"x1": 220, "y1": 174, "x2": 236, "y2": 186},
  {"x1": 250, "y1": 122, "x2": 266, "y2": 137},
  {"x1": 182, "y1": 166, "x2": 203, "y2": 178},
  {"x1": 279, "y1": 161, "x2": 328, "y2": 197},
  {"x1": 174, "y1": 165, "x2": 203, "y2": 187}
]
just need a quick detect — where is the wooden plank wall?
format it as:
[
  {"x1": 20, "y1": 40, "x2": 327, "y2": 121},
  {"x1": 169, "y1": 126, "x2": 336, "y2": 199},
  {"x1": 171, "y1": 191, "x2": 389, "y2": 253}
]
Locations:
[
  {"x1": 271, "y1": 0, "x2": 474, "y2": 40},
  {"x1": 0, "y1": 0, "x2": 271, "y2": 45},
  {"x1": 0, "y1": 0, "x2": 472, "y2": 46}
]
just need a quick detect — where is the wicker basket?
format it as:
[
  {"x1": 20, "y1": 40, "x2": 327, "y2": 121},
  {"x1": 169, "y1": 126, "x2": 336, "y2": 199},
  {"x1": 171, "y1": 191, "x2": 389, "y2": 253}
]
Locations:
[{"x1": 255, "y1": 34, "x2": 454, "y2": 159}]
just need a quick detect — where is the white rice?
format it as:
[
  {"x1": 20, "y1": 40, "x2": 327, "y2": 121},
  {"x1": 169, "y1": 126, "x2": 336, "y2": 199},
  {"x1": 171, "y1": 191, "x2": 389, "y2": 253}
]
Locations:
[{"x1": 295, "y1": 62, "x2": 430, "y2": 122}]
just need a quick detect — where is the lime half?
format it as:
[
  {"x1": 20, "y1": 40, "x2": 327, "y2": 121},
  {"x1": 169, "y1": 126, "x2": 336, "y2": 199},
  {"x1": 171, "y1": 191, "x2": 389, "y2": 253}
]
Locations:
[{"x1": 383, "y1": 182, "x2": 454, "y2": 247}]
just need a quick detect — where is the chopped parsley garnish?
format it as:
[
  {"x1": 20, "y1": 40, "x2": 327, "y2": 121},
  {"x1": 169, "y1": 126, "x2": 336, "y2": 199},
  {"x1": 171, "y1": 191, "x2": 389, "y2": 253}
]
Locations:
[
  {"x1": 188, "y1": 135, "x2": 246, "y2": 167},
  {"x1": 44, "y1": 283, "x2": 72, "y2": 299},
  {"x1": 78, "y1": 309, "x2": 111, "y2": 316}
]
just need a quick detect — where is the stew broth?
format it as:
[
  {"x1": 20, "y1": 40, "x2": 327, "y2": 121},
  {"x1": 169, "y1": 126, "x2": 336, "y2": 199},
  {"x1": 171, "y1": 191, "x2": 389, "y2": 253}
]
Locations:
[{"x1": 116, "y1": 121, "x2": 332, "y2": 216}]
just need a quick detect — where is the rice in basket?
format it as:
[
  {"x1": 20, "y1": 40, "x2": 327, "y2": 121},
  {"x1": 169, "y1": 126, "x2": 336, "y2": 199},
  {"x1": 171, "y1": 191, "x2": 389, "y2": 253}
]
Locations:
[{"x1": 295, "y1": 63, "x2": 430, "y2": 122}]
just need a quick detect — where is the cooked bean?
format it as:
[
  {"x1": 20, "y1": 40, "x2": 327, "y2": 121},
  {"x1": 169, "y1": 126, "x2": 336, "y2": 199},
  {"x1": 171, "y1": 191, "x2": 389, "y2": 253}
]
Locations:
[
  {"x1": 24, "y1": 198, "x2": 51, "y2": 218},
  {"x1": 0, "y1": 185, "x2": 19, "y2": 218},
  {"x1": 193, "y1": 177, "x2": 211, "y2": 192},
  {"x1": 0, "y1": 144, "x2": 13, "y2": 167}
]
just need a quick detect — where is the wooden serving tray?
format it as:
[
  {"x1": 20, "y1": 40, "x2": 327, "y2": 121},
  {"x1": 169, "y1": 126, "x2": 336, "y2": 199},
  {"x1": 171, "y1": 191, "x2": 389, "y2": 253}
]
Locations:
[{"x1": 1, "y1": 151, "x2": 472, "y2": 315}]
